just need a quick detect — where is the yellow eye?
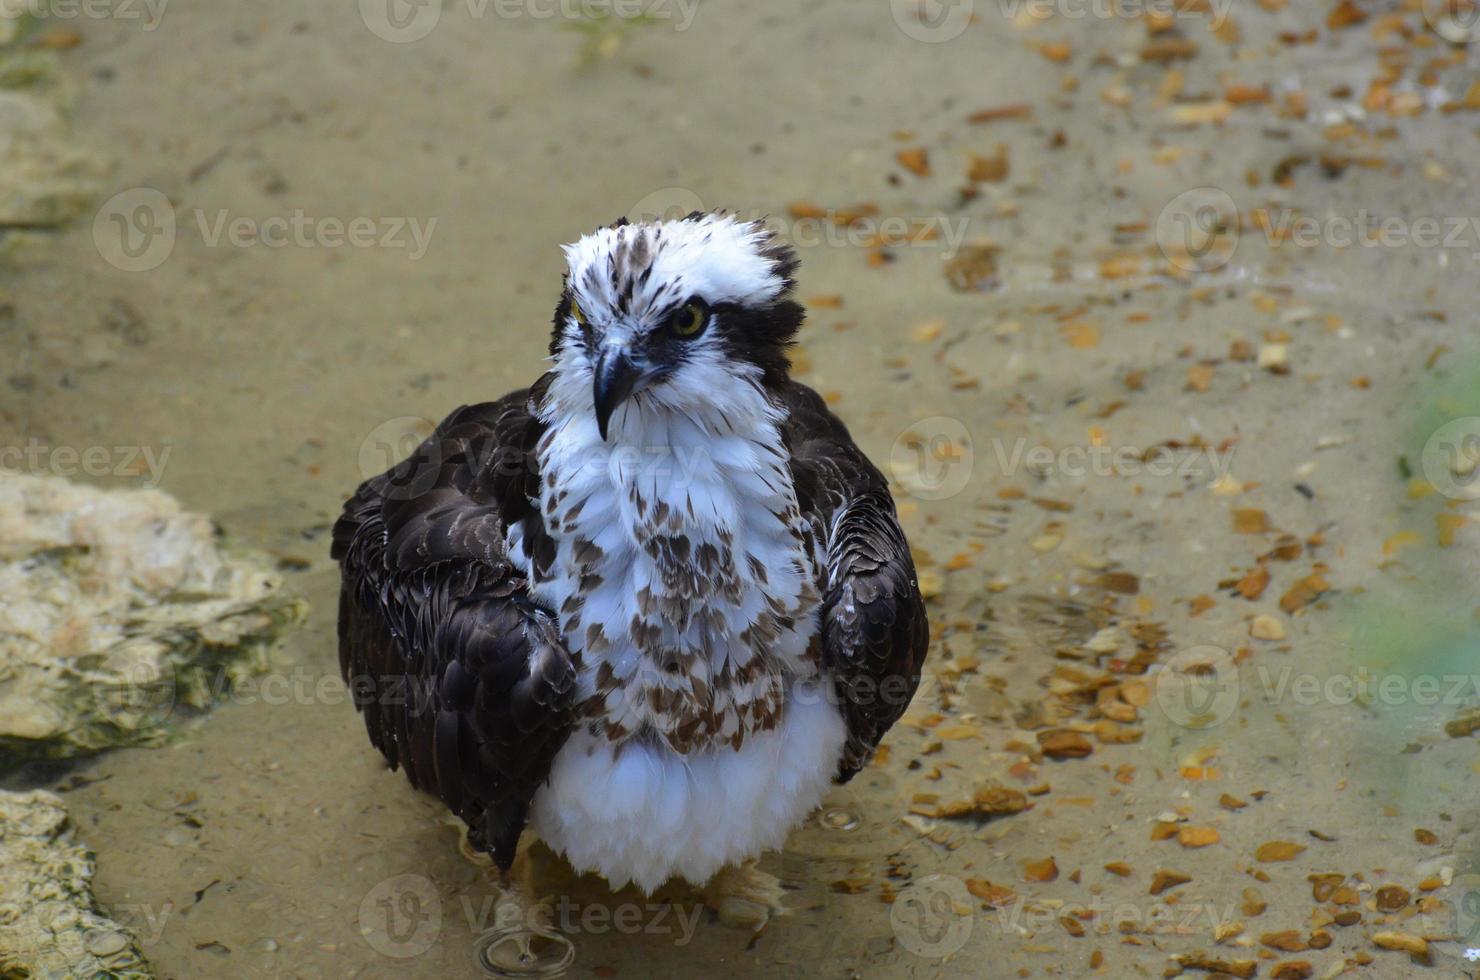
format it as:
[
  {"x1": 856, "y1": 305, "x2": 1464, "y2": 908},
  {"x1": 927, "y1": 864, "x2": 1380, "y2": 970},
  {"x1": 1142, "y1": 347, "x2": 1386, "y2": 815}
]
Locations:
[
  {"x1": 569, "y1": 300, "x2": 586, "y2": 326},
  {"x1": 672, "y1": 301, "x2": 708, "y2": 338}
]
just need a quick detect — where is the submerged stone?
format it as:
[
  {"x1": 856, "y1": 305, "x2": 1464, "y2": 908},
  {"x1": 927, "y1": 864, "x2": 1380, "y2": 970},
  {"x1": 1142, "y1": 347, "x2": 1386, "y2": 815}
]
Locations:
[
  {"x1": 0, "y1": 11, "x2": 108, "y2": 233},
  {"x1": 0, "y1": 473, "x2": 306, "y2": 762},
  {"x1": 0, "y1": 788, "x2": 153, "y2": 979}
]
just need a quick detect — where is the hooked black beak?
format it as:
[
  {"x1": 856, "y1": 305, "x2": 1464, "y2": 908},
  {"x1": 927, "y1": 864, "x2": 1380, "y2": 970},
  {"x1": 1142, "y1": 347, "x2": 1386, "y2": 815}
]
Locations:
[{"x1": 593, "y1": 347, "x2": 642, "y2": 441}]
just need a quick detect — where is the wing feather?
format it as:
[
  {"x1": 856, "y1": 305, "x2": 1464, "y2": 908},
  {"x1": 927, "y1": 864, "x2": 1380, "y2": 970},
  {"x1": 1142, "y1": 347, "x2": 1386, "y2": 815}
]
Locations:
[
  {"x1": 331, "y1": 379, "x2": 576, "y2": 868},
  {"x1": 781, "y1": 382, "x2": 931, "y2": 782}
]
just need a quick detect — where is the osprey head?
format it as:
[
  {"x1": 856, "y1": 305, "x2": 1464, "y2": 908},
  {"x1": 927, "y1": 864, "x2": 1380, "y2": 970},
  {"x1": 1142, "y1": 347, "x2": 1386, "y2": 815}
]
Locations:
[{"x1": 550, "y1": 211, "x2": 803, "y2": 441}]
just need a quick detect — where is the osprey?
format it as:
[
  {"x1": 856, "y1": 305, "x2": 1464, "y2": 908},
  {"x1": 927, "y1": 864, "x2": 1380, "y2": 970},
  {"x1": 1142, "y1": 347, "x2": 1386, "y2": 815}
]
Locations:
[{"x1": 332, "y1": 212, "x2": 929, "y2": 958}]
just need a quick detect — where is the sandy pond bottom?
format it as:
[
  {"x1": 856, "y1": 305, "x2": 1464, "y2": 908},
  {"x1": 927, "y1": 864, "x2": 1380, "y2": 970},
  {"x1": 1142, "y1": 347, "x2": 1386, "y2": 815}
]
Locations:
[{"x1": 3, "y1": 1, "x2": 1480, "y2": 977}]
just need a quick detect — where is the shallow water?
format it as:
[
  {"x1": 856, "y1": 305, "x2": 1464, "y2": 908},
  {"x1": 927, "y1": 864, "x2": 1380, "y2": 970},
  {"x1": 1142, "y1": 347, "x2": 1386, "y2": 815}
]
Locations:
[{"x1": 4, "y1": 1, "x2": 1480, "y2": 977}]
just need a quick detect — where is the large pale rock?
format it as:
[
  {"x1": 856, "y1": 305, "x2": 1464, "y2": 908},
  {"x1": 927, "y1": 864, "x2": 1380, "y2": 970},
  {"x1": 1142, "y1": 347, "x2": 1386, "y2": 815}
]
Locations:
[{"x1": 0, "y1": 473, "x2": 305, "y2": 761}]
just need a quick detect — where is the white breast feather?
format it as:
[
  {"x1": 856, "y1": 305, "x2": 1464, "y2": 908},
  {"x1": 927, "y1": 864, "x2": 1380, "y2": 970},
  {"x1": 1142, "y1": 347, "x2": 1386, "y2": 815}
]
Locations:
[{"x1": 531, "y1": 682, "x2": 845, "y2": 893}]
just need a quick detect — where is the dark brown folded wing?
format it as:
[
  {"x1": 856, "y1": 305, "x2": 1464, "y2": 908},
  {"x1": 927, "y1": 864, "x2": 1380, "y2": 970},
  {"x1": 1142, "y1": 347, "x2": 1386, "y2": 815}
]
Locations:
[
  {"x1": 331, "y1": 380, "x2": 576, "y2": 867},
  {"x1": 779, "y1": 381, "x2": 931, "y2": 782}
]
